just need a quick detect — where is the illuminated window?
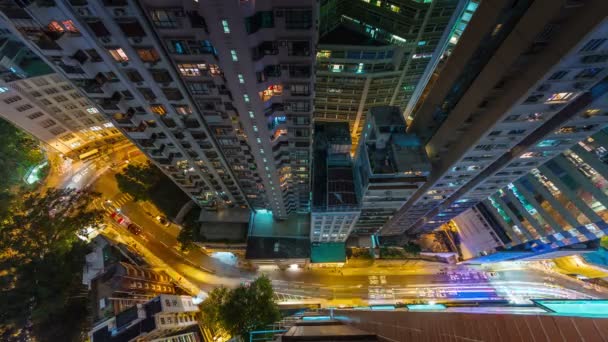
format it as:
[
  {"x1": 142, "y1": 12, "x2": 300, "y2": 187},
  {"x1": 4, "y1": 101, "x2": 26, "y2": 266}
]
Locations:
[
  {"x1": 62, "y1": 20, "x2": 78, "y2": 33},
  {"x1": 356, "y1": 63, "x2": 364, "y2": 73},
  {"x1": 260, "y1": 84, "x2": 283, "y2": 101},
  {"x1": 546, "y1": 92, "x2": 574, "y2": 103},
  {"x1": 330, "y1": 64, "x2": 344, "y2": 73},
  {"x1": 209, "y1": 64, "x2": 221, "y2": 76},
  {"x1": 178, "y1": 63, "x2": 206, "y2": 76},
  {"x1": 150, "y1": 104, "x2": 167, "y2": 115},
  {"x1": 108, "y1": 48, "x2": 129, "y2": 62},
  {"x1": 86, "y1": 107, "x2": 99, "y2": 114},
  {"x1": 136, "y1": 48, "x2": 160, "y2": 63},
  {"x1": 230, "y1": 50, "x2": 238, "y2": 61},
  {"x1": 0, "y1": 87, "x2": 8, "y2": 93},
  {"x1": 221, "y1": 20, "x2": 230, "y2": 33},
  {"x1": 390, "y1": 4, "x2": 400, "y2": 12},
  {"x1": 316, "y1": 50, "x2": 331, "y2": 59},
  {"x1": 48, "y1": 21, "x2": 64, "y2": 32},
  {"x1": 238, "y1": 74, "x2": 245, "y2": 83}
]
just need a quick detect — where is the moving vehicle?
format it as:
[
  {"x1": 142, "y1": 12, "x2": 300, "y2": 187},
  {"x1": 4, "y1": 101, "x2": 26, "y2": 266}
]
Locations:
[
  {"x1": 127, "y1": 223, "x2": 142, "y2": 235},
  {"x1": 156, "y1": 215, "x2": 169, "y2": 226},
  {"x1": 78, "y1": 148, "x2": 99, "y2": 161}
]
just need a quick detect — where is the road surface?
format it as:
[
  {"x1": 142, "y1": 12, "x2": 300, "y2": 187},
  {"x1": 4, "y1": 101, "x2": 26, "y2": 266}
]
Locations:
[{"x1": 77, "y1": 153, "x2": 608, "y2": 306}]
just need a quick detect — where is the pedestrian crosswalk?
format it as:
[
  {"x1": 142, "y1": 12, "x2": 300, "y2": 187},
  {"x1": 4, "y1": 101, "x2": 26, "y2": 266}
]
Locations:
[
  {"x1": 114, "y1": 193, "x2": 133, "y2": 207},
  {"x1": 103, "y1": 193, "x2": 133, "y2": 214}
]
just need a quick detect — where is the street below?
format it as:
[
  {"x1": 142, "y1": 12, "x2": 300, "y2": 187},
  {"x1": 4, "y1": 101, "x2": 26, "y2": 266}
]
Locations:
[{"x1": 49, "y1": 150, "x2": 608, "y2": 307}]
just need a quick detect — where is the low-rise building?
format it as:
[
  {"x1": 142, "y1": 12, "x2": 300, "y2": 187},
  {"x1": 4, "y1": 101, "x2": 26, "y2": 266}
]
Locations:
[
  {"x1": 90, "y1": 294, "x2": 200, "y2": 342},
  {"x1": 353, "y1": 106, "x2": 430, "y2": 235},
  {"x1": 311, "y1": 122, "x2": 359, "y2": 243},
  {"x1": 91, "y1": 262, "x2": 177, "y2": 322}
]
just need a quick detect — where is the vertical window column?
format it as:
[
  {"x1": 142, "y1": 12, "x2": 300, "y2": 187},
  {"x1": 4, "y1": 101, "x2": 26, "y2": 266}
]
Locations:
[{"x1": 538, "y1": 163, "x2": 603, "y2": 224}]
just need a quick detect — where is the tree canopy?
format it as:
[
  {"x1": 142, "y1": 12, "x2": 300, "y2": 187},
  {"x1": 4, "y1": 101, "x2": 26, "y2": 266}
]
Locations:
[
  {"x1": 115, "y1": 161, "x2": 162, "y2": 201},
  {"x1": 403, "y1": 242, "x2": 422, "y2": 255},
  {"x1": 0, "y1": 119, "x2": 44, "y2": 220},
  {"x1": 0, "y1": 188, "x2": 102, "y2": 342},
  {"x1": 200, "y1": 276, "x2": 281, "y2": 340}
]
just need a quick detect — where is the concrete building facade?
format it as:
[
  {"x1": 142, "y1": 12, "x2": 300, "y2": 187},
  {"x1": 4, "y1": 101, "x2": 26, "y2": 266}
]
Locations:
[
  {"x1": 353, "y1": 106, "x2": 430, "y2": 235},
  {"x1": 0, "y1": 0, "x2": 316, "y2": 218},
  {"x1": 0, "y1": 28, "x2": 121, "y2": 154},
  {"x1": 311, "y1": 121, "x2": 359, "y2": 242},
  {"x1": 315, "y1": 0, "x2": 476, "y2": 148},
  {"x1": 382, "y1": 0, "x2": 608, "y2": 237}
]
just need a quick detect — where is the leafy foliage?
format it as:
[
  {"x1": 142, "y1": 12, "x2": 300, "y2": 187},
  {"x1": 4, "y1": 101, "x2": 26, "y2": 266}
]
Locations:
[
  {"x1": 115, "y1": 162, "x2": 190, "y2": 217},
  {"x1": 0, "y1": 119, "x2": 44, "y2": 220},
  {"x1": 115, "y1": 162, "x2": 161, "y2": 201},
  {"x1": 402, "y1": 242, "x2": 422, "y2": 256},
  {"x1": 0, "y1": 188, "x2": 102, "y2": 342},
  {"x1": 200, "y1": 276, "x2": 281, "y2": 340}
]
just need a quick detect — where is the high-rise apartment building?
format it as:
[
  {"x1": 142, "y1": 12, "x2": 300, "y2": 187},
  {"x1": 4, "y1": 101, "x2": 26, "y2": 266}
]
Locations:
[
  {"x1": 353, "y1": 106, "x2": 430, "y2": 235},
  {"x1": 0, "y1": 0, "x2": 316, "y2": 218},
  {"x1": 0, "y1": 28, "x2": 122, "y2": 154},
  {"x1": 450, "y1": 128, "x2": 608, "y2": 263},
  {"x1": 315, "y1": 0, "x2": 476, "y2": 148},
  {"x1": 381, "y1": 0, "x2": 608, "y2": 237}
]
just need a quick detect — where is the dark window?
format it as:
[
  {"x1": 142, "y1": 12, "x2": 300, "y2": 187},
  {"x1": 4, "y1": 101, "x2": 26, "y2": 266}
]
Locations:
[
  {"x1": 548, "y1": 70, "x2": 568, "y2": 80},
  {"x1": 87, "y1": 20, "x2": 110, "y2": 37},
  {"x1": 284, "y1": 8, "x2": 312, "y2": 30},
  {"x1": 150, "y1": 9, "x2": 179, "y2": 28},
  {"x1": 118, "y1": 20, "x2": 146, "y2": 37},
  {"x1": 162, "y1": 88, "x2": 183, "y2": 100},
  {"x1": 138, "y1": 87, "x2": 156, "y2": 100},
  {"x1": 125, "y1": 69, "x2": 144, "y2": 82},
  {"x1": 85, "y1": 49, "x2": 103, "y2": 62},
  {"x1": 575, "y1": 67, "x2": 604, "y2": 79},
  {"x1": 580, "y1": 38, "x2": 606, "y2": 52},
  {"x1": 245, "y1": 11, "x2": 274, "y2": 34},
  {"x1": 288, "y1": 41, "x2": 310, "y2": 56},
  {"x1": 150, "y1": 69, "x2": 173, "y2": 83}
]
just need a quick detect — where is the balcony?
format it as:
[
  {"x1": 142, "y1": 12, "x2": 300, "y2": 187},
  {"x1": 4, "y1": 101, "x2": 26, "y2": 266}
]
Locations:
[
  {"x1": 112, "y1": 111, "x2": 134, "y2": 125},
  {"x1": 96, "y1": 91, "x2": 122, "y2": 110}
]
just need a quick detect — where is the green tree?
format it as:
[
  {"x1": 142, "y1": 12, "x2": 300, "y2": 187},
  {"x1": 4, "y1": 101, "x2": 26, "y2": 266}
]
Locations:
[
  {"x1": 0, "y1": 188, "x2": 102, "y2": 342},
  {"x1": 199, "y1": 276, "x2": 281, "y2": 340},
  {"x1": 114, "y1": 162, "x2": 161, "y2": 201},
  {"x1": 200, "y1": 286, "x2": 230, "y2": 333},
  {"x1": 403, "y1": 242, "x2": 422, "y2": 256}
]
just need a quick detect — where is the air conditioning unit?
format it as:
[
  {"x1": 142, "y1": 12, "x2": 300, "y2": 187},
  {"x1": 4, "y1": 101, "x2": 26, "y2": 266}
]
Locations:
[
  {"x1": 100, "y1": 36, "x2": 111, "y2": 43},
  {"x1": 114, "y1": 8, "x2": 126, "y2": 16},
  {"x1": 131, "y1": 37, "x2": 142, "y2": 43}
]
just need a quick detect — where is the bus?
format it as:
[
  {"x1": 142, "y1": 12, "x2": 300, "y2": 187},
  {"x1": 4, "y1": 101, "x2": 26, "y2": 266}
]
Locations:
[{"x1": 79, "y1": 148, "x2": 99, "y2": 161}]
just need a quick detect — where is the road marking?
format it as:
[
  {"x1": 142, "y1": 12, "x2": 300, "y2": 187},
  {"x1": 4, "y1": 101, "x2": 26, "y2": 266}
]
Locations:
[{"x1": 160, "y1": 241, "x2": 169, "y2": 248}]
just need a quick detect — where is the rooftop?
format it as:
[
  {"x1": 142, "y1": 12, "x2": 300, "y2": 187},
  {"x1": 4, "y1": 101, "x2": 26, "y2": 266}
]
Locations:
[
  {"x1": 310, "y1": 243, "x2": 346, "y2": 263},
  {"x1": 249, "y1": 212, "x2": 310, "y2": 238},
  {"x1": 313, "y1": 122, "x2": 358, "y2": 210},
  {"x1": 245, "y1": 236, "x2": 310, "y2": 260}
]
